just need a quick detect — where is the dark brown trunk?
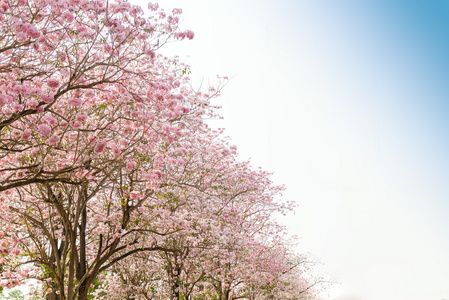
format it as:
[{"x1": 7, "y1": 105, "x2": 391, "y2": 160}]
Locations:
[
  {"x1": 77, "y1": 287, "x2": 89, "y2": 300},
  {"x1": 77, "y1": 199, "x2": 88, "y2": 299},
  {"x1": 45, "y1": 292, "x2": 58, "y2": 300}
]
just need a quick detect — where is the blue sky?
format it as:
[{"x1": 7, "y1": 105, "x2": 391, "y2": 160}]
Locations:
[{"x1": 136, "y1": 0, "x2": 449, "y2": 299}]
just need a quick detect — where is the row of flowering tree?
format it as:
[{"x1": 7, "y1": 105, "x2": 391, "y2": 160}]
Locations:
[{"x1": 0, "y1": 0, "x2": 325, "y2": 299}]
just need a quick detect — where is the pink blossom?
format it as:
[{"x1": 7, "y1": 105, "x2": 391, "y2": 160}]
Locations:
[
  {"x1": 57, "y1": 51, "x2": 67, "y2": 62},
  {"x1": 77, "y1": 26, "x2": 87, "y2": 32},
  {"x1": 11, "y1": 130, "x2": 19, "y2": 137},
  {"x1": 137, "y1": 33, "x2": 148, "y2": 40},
  {"x1": 16, "y1": 32, "x2": 27, "y2": 42},
  {"x1": 27, "y1": 26, "x2": 41, "y2": 39},
  {"x1": 145, "y1": 49, "x2": 156, "y2": 59},
  {"x1": 21, "y1": 23, "x2": 32, "y2": 35},
  {"x1": 3, "y1": 94, "x2": 12, "y2": 104},
  {"x1": 27, "y1": 99, "x2": 39, "y2": 109},
  {"x1": 0, "y1": 3, "x2": 9, "y2": 13},
  {"x1": 70, "y1": 121, "x2": 82, "y2": 129},
  {"x1": 119, "y1": 139, "x2": 128, "y2": 148},
  {"x1": 93, "y1": 223, "x2": 106, "y2": 235},
  {"x1": 168, "y1": 16, "x2": 179, "y2": 25},
  {"x1": 103, "y1": 43, "x2": 112, "y2": 53},
  {"x1": 13, "y1": 85, "x2": 25, "y2": 94},
  {"x1": 84, "y1": 90, "x2": 95, "y2": 98},
  {"x1": 131, "y1": 110, "x2": 141, "y2": 118},
  {"x1": 43, "y1": 114, "x2": 56, "y2": 125},
  {"x1": 62, "y1": 11, "x2": 74, "y2": 23},
  {"x1": 68, "y1": 97, "x2": 83, "y2": 106},
  {"x1": 12, "y1": 103, "x2": 24, "y2": 111},
  {"x1": 46, "y1": 134, "x2": 60, "y2": 146},
  {"x1": 88, "y1": 136, "x2": 97, "y2": 144},
  {"x1": 174, "y1": 32, "x2": 185, "y2": 40},
  {"x1": 47, "y1": 78, "x2": 60, "y2": 89},
  {"x1": 37, "y1": 124, "x2": 51, "y2": 137},
  {"x1": 129, "y1": 191, "x2": 142, "y2": 199},
  {"x1": 185, "y1": 30, "x2": 194, "y2": 40},
  {"x1": 147, "y1": 2, "x2": 159, "y2": 11},
  {"x1": 126, "y1": 161, "x2": 137, "y2": 170},
  {"x1": 94, "y1": 139, "x2": 108, "y2": 153},
  {"x1": 152, "y1": 170, "x2": 162, "y2": 178},
  {"x1": 112, "y1": 148, "x2": 121, "y2": 156},
  {"x1": 30, "y1": 88, "x2": 42, "y2": 96},
  {"x1": 21, "y1": 129, "x2": 31, "y2": 140},
  {"x1": 75, "y1": 113, "x2": 88, "y2": 123},
  {"x1": 41, "y1": 95, "x2": 54, "y2": 103},
  {"x1": 17, "y1": 269, "x2": 29, "y2": 277}
]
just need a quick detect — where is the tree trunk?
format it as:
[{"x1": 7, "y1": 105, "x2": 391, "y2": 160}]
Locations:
[
  {"x1": 46, "y1": 292, "x2": 58, "y2": 300},
  {"x1": 77, "y1": 202, "x2": 88, "y2": 300},
  {"x1": 172, "y1": 282, "x2": 180, "y2": 300},
  {"x1": 219, "y1": 289, "x2": 230, "y2": 300}
]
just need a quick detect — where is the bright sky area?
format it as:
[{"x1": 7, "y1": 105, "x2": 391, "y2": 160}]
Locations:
[{"x1": 134, "y1": 1, "x2": 449, "y2": 299}]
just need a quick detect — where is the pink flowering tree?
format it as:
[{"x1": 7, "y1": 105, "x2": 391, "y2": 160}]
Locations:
[
  {"x1": 0, "y1": 0, "x2": 194, "y2": 191},
  {"x1": 0, "y1": 0, "x2": 222, "y2": 298},
  {"x1": 151, "y1": 135, "x2": 293, "y2": 300},
  {"x1": 0, "y1": 71, "x2": 225, "y2": 299},
  {"x1": 0, "y1": 0, "x2": 327, "y2": 299},
  {"x1": 91, "y1": 132, "x2": 288, "y2": 299}
]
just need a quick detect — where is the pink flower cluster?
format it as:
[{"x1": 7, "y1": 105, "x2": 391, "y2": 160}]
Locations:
[
  {"x1": 46, "y1": 134, "x2": 60, "y2": 146},
  {"x1": 68, "y1": 97, "x2": 83, "y2": 107},
  {"x1": 94, "y1": 139, "x2": 108, "y2": 154},
  {"x1": 126, "y1": 160, "x2": 137, "y2": 170},
  {"x1": 47, "y1": 78, "x2": 60, "y2": 89},
  {"x1": 14, "y1": 20, "x2": 41, "y2": 39},
  {"x1": 27, "y1": 99, "x2": 39, "y2": 109},
  {"x1": 75, "y1": 113, "x2": 88, "y2": 123},
  {"x1": 174, "y1": 30, "x2": 194, "y2": 40},
  {"x1": 21, "y1": 129, "x2": 31, "y2": 140},
  {"x1": 93, "y1": 223, "x2": 107, "y2": 235},
  {"x1": 41, "y1": 95, "x2": 54, "y2": 103},
  {"x1": 42, "y1": 114, "x2": 56, "y2": 125},
  {"x1": 129, "y1": 191, "x2": 143, "y2": 199},
  {"x1": 37, "y1": 124, "x2": 51, "y2": 137},
  {"x1": 62, "y1": 11, "x2": 75, "y2": 23}
]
